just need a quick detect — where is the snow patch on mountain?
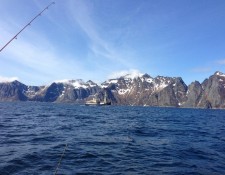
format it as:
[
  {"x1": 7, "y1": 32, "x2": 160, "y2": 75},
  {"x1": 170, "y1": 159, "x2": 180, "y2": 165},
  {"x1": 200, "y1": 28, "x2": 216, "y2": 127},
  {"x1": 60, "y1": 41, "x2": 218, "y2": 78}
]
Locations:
[
  {"x1": 70, "y1": 80, "x2": 88, "y2": 89},
  {"x1": 60, "y1": 90, "x2": 65, "y2": 97},
  {"x1": 215, "y1": 71, "x2": 225, "y2": 76},
  {"x1": 101, "y1": 85, "x2": 108, "y2": 88},
  {"x1": 109, "y1": 79, "x2": 118, "y2": 84},
  {"x1": 26, "y1": 86, "x2": 37, "y2": 97},
  {"x1": 146, "y1": 78, "x2": 153, "y2": 83},
  {"x1": 101, "y1": 79, "x2": 118, "y2": 88},
  {"x1": 217, "y1": 73, "x2": 225, "y2": 77},
  {"x1": 87, "y1": 80, "x2": 98, "y2": 87},
  {"x1": 55, "y1": 79, "x2": 97, "y2": 89},
  {"x1": 118, "y1": 89, "x2": 130, "y2": 95},
  {"x1": 154, "y1": 82, "x2": 168, "y2": 91}
]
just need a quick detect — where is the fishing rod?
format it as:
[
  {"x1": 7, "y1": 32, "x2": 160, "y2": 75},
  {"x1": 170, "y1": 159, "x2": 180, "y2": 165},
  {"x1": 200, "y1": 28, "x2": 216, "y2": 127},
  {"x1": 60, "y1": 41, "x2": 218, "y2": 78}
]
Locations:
[
  {"x1": 54, "y1": 143, "x2": 68, "y2": 175},
  {"x1": 0, "y1": 2, "x2": 55, "y2": 52}
]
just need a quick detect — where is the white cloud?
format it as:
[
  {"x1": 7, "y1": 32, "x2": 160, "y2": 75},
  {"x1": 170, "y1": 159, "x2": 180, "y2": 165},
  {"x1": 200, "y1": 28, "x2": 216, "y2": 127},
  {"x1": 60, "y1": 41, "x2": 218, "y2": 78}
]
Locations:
[
  {"x1": 216, "y1": 59, "x2": 225, "y2": 65},
  {"x1": 0, "y1": 13, "x2": 88, "y2": 85},
  {"x1": 191, "y1": 67, "x2": 211, "y2": 73},
  {"x1": 108, "y1": 69, "x2": 143, "y2": 79},
  {"x1": 0, "y1": 0, "x2": 138, "y2": 85},
  {"x1": 67, "y1": 0, "x2": 134, "y2": 68},
  {"x1": 2, "y1": 34, "x2": 76, "y2": 74},
  {"x1": 0, "y1": 76, "x2": 18, "y2": 82}
]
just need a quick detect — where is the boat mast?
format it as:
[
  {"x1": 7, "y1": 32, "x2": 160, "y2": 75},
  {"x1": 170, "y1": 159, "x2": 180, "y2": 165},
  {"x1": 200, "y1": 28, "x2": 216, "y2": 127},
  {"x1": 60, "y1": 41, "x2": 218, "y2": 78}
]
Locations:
[
  {"x1": 104, "y1": 91, "x2": 107, "y2": 104},
  {"x1": 0, "y1": 2, "x2": 55, "y2": 52}
]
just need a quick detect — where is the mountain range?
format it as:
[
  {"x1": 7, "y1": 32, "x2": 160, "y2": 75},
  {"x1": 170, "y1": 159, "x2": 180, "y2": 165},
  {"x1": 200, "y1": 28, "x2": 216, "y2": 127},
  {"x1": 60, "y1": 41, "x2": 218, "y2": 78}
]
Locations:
[{"x1": 1, "y1": 71, "x2": 225, "y2": 109}]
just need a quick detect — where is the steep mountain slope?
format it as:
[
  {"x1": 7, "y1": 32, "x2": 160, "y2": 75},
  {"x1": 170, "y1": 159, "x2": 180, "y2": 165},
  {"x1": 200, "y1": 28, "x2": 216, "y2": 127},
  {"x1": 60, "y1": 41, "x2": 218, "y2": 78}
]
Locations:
[
  {"x1": 197, "y1": 71, "x2": 225, "y2": 108},
  {"x1": 0, "y1": 80, "x2": 27, "y2": 101},
  {"x1": 101, "y1": 73, "x2": 187, "y2": 107},
  {"x1": 0, "y1": 79, "x2": 101, "y2": 103},
  {"x1": 34, "y1": 80, "x2": 101, "y2": 103},
  {"x1": 183, "y1": 81, "x2": 203, "y2": 108},
  {"x1": 1, "y1": 71, "x2": 225, "y2": 109}
]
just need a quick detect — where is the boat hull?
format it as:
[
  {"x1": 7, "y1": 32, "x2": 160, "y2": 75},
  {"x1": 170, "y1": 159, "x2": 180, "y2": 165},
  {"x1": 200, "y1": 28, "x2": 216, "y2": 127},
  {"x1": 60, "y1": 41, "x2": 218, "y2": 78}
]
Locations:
[{"x1": 85, "y1": 102, "x2": 111, "y2": 106}]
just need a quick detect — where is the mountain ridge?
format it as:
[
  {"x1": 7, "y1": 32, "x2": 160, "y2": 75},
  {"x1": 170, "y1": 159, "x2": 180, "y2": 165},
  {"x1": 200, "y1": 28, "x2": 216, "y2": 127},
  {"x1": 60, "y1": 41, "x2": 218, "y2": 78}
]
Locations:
[{"x1": 1, "y1": 71, "x2": 225, "y2": 109}]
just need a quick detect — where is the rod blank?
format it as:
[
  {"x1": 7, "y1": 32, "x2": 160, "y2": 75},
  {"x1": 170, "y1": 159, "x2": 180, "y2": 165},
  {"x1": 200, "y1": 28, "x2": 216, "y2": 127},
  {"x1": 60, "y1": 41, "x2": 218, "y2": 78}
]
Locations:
[{"x1": 0, "y1": 2, "x2": 55, "y2": 52}]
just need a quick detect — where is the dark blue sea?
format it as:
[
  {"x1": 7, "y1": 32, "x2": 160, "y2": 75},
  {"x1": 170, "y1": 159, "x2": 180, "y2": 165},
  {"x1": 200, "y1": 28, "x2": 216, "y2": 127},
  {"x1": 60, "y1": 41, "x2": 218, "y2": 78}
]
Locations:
[{"x1": 0, "y1": 102, "x2": 225, "y2": 175}]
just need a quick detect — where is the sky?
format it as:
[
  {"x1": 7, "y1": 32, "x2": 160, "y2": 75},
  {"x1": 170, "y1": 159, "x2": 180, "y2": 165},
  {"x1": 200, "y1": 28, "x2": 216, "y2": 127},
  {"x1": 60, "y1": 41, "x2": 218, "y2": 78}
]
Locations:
[{"x1": 1, "y1": 0, "x2": 225, "y2": 85}]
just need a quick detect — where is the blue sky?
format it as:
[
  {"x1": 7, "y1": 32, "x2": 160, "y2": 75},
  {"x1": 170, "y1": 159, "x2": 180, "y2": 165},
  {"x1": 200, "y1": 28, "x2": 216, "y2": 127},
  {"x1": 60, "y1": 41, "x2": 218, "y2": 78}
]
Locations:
[{"x1": 1, "y1": 0, "x2": 225, "y2": 85}]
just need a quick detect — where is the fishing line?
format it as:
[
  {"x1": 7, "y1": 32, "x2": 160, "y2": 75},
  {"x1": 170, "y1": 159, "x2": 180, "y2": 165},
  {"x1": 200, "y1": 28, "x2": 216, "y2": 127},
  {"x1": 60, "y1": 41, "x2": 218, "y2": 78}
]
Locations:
[{"x1": 54, "y1": 143, "x2": 68, "y2": 175}]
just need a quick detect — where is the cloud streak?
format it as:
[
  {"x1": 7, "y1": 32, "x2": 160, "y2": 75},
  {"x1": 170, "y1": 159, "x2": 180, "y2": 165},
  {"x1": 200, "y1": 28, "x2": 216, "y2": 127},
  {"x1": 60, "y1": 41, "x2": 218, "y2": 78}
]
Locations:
[
  {"x1": 0, "y1": 76, "x2": 18, "y2": 82},
  {"x1": 67, "y1": 0, "x2": 135, "y2": 68},
  {"x1": 0, "y1": 1, "x2": 144, "y2": 85},
  {"x1": 108, "y1": 69, "x2": 143, "y2": 79},
  {"x1": 191, "y1": 67, "x2": 211, "y2": 73},
  {"x1": 216, "y1": 59, "x2": 225, "y2": 65},
  {"x1": 0, "y1": 11, "x2": 89, "y2": 85}
]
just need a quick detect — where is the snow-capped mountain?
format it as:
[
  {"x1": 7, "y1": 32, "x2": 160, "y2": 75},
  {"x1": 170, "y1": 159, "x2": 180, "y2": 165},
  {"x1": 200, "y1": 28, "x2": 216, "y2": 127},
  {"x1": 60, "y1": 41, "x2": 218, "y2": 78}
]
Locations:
[
  {"x1": 31, "y1": 79, "x2": 101, "y2": 103},
  {"x1": 55, "y1": 79, "x2": 98, "y2": 89},
  {"x1": 1, "y1": 71, "x2": 225, "y2": 109},
  {"x1": 101, "y1": 73, "x2": 187, "y2": 106}
]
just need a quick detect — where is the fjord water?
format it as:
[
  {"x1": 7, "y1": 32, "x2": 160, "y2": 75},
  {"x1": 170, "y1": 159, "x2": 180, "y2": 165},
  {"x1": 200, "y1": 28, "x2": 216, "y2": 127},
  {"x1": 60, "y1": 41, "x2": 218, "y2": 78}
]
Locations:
[{"x1": 0, "y1": 102, "x2": 225, "y2": 175}]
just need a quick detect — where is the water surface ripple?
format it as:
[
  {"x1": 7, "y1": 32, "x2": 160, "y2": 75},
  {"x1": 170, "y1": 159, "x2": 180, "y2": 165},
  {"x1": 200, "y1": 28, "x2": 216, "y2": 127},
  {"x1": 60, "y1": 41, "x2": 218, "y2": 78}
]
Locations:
[{"x1": 0, "y1": 102, "x2": 225, "y2": 174}]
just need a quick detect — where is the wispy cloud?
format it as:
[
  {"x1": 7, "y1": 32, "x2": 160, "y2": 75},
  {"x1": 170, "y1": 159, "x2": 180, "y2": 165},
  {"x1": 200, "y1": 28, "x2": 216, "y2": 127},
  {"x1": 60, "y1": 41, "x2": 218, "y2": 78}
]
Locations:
[
  {"x1": 1, "y1": 0, "x2": 142, "y2": 85},
  {"x1": 67, "y1": 0, "x2": 134, "y2": 68},
  {"x1": 33, "y1": 0, "x2": 70, "y2": 34},
  {"x1": 0, "y1": 76, "x2": 18, "y2": 82},
  {"x1": 191, "y1": 67, "x2": 211, "y2": 73},
  {"x1": 2, "y1": 38, "x2": 87, "y2": 82},
  {"x1": 0, "y1": 14, "x2": 88, "y2": 85},
  {"x1": 108, "y1": 69, "x2": 143, "y2": 79},
  {"x1": 216, "y1": 59, "x2": 225, "y2": 65}
]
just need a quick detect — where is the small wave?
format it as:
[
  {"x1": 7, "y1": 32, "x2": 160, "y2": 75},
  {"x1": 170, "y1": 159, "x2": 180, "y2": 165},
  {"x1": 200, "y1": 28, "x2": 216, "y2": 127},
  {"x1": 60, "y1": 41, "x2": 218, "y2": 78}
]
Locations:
[{"x1": 1, "y1": 103, "x2": 225, "y2": 174}]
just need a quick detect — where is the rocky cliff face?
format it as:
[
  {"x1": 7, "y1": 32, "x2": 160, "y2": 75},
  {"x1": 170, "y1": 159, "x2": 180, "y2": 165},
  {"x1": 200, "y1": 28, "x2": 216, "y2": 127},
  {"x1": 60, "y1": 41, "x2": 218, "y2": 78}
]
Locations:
[
  {"x1": 0, "y1": 80, "x2": 27, "y2": 101},
  {"x1": 180, "y1": 71, "x2": 225, "y2": 109},
  {"x1": 183, "y1": 81, "x2": 203, "y2": 108},
  {"x1": 0, "y1": 79, "x2": 100, "y2": 103},
  {"x1": 101, "y1": 74, "x2": 187, "y2": 107},
  {"x1": 1, "y1": 71, "x2": 225, "y2": 109},
  {"x1": 196, "y1": 71, "x2": 225, "y2": 108},
  {"x1": 36, "y1": 80, "x2": 101, "y2": 103}
]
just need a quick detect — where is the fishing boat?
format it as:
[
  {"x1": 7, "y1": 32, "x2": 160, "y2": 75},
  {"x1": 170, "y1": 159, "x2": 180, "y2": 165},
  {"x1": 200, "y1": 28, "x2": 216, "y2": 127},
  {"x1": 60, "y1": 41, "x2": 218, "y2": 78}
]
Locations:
[
  {"x1": 85, "y1": 92, "x2": 111, "y2": 106},
  {"x1": 85, "y1": 98, "x2": 100, "y2": 106}
]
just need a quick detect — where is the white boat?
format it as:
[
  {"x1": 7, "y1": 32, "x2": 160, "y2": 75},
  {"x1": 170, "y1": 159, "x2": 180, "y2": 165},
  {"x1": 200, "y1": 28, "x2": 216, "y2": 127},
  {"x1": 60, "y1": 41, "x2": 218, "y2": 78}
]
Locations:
[
  {"x1": 85, "y1": 92, "x2": 111, "y2": 106},
  {"x1": 85, "y1": 99, "x2": 100, "y2": 106}
]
